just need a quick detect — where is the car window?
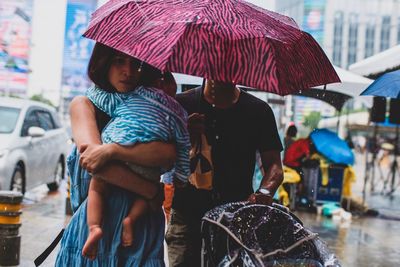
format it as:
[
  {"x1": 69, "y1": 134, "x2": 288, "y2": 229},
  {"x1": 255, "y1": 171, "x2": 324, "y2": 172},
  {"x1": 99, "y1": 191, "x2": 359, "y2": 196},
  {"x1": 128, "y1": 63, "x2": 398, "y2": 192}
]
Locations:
[
  {"x1": 36, "y1": 110, "x2": 55, "y2": 131},
  {"x1": 21, "y1": 111, "x2": 40, "y2": 136},
  {"x1": 50, "y1": 111, "x2": 61, "y2": 129},
  {"x1": 0, "y1": 106, "x2": 21, "y2": 133}
]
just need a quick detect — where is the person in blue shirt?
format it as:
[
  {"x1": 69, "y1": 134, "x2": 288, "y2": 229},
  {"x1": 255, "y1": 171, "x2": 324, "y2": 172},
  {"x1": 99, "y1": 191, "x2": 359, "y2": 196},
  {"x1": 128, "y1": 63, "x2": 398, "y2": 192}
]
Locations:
[
  {"x1": 81, "y1": 52, "x2": 190, "y2": 259},
  {"x1": 56, "y1": 43, "x2": 182, "y2": 266}
]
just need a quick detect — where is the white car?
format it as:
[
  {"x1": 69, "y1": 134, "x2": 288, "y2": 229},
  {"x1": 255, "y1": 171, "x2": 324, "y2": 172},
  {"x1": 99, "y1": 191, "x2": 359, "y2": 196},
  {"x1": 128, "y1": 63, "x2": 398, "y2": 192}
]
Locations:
[{"x1": 0, "y1": 97, "x2": 71, "y2": 194}]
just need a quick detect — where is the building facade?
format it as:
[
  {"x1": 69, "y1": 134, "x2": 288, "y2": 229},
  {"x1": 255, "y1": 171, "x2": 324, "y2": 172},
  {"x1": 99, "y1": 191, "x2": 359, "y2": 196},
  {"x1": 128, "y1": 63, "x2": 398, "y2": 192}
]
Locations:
[
  {"x1": 274, "y1": 0, "x2": 400, "y2": 130},
  {"x1": 275, "y1": 0, "x2": 400, "y2": 69},
  {"x1": 324, "y1": 0, "x2": 400, "y2": 69}
]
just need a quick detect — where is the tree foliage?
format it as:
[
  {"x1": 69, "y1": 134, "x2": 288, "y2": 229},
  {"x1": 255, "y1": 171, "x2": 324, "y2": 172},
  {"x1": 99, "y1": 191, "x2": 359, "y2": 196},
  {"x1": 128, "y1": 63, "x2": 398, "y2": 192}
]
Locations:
[
  {"x1": 30, "y1": 94, "x2": 54, "y2": 107},
  {"x1": 303, "y1": 111, "x2": 321, "y2": 130}
]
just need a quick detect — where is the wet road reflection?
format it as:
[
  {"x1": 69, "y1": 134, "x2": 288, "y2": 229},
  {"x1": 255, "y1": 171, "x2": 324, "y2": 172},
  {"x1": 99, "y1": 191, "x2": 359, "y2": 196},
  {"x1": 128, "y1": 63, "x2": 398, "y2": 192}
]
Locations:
[
  {"x1": 18, "y1": 180, "x2": 400, "y2": 267},
  {"x1": 296, "y1": 211, "x2": 400, "y2": 267},
  {"x1": 19, "y1": 183, "x2": 70, "y2": 267}
]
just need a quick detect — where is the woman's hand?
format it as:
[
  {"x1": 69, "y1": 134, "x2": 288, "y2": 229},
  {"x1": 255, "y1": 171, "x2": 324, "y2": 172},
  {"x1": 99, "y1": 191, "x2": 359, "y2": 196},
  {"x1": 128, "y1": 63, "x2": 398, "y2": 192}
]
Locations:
[{"x1": 79, "y1": 143, "x2": 114, "y2": 173}]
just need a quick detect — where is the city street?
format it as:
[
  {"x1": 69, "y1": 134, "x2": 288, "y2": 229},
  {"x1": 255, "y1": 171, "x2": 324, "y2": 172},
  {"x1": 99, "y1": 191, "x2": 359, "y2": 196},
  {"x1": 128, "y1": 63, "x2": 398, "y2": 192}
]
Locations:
[
  {"x1": 17, "y1": 153, "x2": 400, "y2": 267},
  {"x1": 2, "y1": 0, "x2": 400, "y2": 266}
]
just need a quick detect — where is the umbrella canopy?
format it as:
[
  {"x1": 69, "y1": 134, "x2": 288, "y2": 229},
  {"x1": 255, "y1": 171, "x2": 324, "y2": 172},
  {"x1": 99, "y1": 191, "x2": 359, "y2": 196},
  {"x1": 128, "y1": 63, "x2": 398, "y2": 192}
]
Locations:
[
  {"x1": 360, "y1": 70, "x2": 400, "y2": 99},
  {"x1": 310, "y1": 128, "x2": 354, "y2": 165},
  {"x1": 84, "y1": 0, "x2": 340, "y2": 95},
  {"x1": 296, "y1": 89, "x2": 352, "y2": 111}
]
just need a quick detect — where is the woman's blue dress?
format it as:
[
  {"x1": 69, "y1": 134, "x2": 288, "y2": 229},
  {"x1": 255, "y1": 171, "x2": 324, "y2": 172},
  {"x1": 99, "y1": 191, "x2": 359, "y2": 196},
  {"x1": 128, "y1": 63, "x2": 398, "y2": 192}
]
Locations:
[{"x1": 55, "y1": 146, "x2": 165, "y2": 266}]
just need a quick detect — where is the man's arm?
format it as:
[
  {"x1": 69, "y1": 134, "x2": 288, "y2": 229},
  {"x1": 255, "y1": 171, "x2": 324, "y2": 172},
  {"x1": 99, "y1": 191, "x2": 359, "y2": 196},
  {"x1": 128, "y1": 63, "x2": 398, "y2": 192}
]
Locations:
[
  {"x1": 70, "y1": 96, "x2": 175, "y2": 199},
  {"x1": 259, "y1": 150, "x2": 284, "y2": 193},
  {"x1": 248, "y1": 150, "x2": 283, "y2": 205}
]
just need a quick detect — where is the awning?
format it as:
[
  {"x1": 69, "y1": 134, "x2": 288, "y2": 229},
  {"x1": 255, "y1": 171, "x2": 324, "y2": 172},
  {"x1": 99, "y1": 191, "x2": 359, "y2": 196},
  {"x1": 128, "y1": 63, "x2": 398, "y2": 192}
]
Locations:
[{"x1": 349, "y1": 45, "x2": 400, "y2": 79}]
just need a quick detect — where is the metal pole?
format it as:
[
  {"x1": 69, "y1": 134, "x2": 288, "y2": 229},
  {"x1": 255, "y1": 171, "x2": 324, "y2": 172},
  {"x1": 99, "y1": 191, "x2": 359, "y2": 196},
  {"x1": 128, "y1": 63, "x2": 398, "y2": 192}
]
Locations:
[
  {"x1": 389, "y1": 125, "x2": 399, "y2": 195},
  {"x1": 363, "y1": 124, "x2": 378, "y2": 203},
  {"x1": 336, "y1": 108, "x2": 342, "y2": 135},
  {"x1": 370, "y1": 124, "x2": 378, "y2": 193}
]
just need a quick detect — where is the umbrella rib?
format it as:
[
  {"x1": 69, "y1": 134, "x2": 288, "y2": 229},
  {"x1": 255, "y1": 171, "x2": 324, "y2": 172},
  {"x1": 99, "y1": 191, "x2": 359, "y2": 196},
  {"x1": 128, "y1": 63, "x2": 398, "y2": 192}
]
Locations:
[
  {"x1": 162, "y1": 2, "x2": 213, "y2": 72},
  {"x1": 133, "y1": 0, "x2": 150, "y2": 22}
]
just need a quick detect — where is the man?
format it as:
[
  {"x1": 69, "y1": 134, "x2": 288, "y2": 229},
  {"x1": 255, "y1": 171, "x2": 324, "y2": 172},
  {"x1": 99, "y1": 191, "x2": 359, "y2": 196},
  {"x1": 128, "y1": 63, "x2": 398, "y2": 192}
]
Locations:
[{"x1": 165, "y1": 80, "x2": 283, "y2": 266}]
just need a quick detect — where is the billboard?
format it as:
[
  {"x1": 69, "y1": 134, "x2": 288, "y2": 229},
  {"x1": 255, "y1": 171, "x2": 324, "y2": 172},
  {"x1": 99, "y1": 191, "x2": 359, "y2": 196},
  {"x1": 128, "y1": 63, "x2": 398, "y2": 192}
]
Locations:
[
  {"x1": 302, "y1": 0, "x2": 326, "y2": 46},
  {"x1": 0, "y1": 0, "x2": 33, "y2": 96},
  {"x1": 61, "y1": 0, "x2": 97, "y2": 99}
]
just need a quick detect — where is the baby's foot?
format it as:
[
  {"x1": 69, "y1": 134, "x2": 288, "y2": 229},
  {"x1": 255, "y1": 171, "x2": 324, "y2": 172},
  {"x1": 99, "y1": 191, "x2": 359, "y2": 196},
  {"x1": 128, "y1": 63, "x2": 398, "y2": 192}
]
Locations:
[
  {"x1": 122, "y1": 217, "x2": 135, "y2": 247},
  {"x1": 82, "y1": 225, "x2": 103, "y2": 260}
]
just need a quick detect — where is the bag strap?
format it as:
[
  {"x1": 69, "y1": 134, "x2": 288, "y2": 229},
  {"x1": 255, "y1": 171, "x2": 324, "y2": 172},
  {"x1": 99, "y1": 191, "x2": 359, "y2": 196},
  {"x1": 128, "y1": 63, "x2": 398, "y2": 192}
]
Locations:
[
  {"x1": 195, "y1": 79, "x2": 205, "y2": 112},
  {"x1": 34, "y1": 228, "x2": 65, "y2": 266},
  {"x1": 194, "y1": 132, "x2": 203, "y2": 153},
  {"x1": 193, "y1": 80, "x2": 205, "y2": 154},
  {"x1": 34, "y1": 196, "x2": 88, "y2": 266},
  {"x1": 33, "y1": 170, "x2": 86, "y2": 266}
]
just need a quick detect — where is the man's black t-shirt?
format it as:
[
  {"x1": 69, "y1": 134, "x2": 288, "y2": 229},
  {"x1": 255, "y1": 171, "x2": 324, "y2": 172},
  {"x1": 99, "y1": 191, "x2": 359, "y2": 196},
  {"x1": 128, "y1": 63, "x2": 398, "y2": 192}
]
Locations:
[{"x1": 173, "y1": 87, "x2": 282, "y2": 219}]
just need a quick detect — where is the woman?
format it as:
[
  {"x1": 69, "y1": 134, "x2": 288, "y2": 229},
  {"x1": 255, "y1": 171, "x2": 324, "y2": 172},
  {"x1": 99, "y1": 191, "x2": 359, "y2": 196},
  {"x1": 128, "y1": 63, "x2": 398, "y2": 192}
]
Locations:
[{"x1": 55, "y1": 43, "x2": 177, "y2": 266}]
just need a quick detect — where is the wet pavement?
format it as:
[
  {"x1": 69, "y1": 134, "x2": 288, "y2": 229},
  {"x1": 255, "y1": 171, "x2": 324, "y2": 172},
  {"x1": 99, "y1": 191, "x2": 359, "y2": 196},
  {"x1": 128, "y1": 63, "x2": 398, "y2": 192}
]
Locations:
[
  {"x1": 19, "y1": 184, "x2": 69, "y2": 267},
  {"x1": 296, "y1": 210, "x2": 400, "y2": 267},
  {"x1": 294, "y1": 151, "x2": 400, "y2": 267},
  {"x1": 15, "y1": 152, "x2": 400, "y2": 266}
]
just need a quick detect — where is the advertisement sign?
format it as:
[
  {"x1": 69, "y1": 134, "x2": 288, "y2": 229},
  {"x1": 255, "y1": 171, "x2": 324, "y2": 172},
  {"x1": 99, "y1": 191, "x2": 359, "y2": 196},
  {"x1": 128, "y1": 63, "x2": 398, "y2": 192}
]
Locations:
[
  {"x1": 302, "y1": 0, "x2": 326, "y2": 46},
  {"x1": 61, "y1": 0, "x2": 97, "y2": 99},
  {"x1": 0, "y1": 0, "x2": 32, "y2": 96}
]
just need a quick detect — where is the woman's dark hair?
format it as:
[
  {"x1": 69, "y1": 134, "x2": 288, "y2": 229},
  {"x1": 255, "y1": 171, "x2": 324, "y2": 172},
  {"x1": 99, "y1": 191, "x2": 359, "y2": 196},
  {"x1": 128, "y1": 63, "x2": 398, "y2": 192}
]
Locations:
[
  {"x1": 87, "y1": 42, "x2": 165, "y2": 92},
  {"x1": 87, "y1": 43, "x2": 118, "y2": 92},
  {"x1": 286, "y1": 125, "x2": 298, "y2": 138}
]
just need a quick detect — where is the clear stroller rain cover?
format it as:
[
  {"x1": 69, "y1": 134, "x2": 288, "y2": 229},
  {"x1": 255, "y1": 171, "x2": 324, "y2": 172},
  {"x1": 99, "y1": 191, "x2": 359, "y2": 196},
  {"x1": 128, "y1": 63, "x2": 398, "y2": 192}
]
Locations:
[{"x1": 201, "y1": 202, "x2": 340, "y2": 267}]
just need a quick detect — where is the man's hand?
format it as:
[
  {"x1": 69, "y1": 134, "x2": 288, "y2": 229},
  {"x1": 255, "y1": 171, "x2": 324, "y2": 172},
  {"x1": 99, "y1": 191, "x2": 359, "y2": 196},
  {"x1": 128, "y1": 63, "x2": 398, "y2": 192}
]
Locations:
[
  {"x1": 79, "y1": 143, "x2": 114, "y2": 173},
  {"x1": 247, "y1": 192, "x2": 273, "y2": 206}
]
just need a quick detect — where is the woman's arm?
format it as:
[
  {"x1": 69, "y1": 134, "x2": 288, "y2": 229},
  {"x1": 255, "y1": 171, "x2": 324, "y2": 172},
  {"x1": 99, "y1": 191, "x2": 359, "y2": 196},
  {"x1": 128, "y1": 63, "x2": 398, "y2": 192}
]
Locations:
[
  {"x1": 79, "y1": 142, "x2": 176, "y2": 173},
  {"x1": 70, "y1": 96, "x2": 102, "y2": 148},
  {"x1": 70, "y1": 96, "x2": 175, "y2": 199},
  {"x1": 107, "y1": 142, "x2": 176, "y2": 169}
]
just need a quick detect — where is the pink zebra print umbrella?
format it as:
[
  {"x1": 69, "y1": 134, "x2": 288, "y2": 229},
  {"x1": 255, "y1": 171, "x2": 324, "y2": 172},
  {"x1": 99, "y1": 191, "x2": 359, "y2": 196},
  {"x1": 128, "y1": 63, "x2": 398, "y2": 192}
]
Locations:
[{"x1": 84, "y1": 0, "x2": 340, "y2": 95}]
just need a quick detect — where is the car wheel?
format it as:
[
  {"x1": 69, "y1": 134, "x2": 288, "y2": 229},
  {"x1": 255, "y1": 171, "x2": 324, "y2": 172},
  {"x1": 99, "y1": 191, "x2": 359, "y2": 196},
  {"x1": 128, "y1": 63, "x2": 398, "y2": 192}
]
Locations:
[
  {"x1": 10, "y1": 165, "x2": 25, "y2": 194},
  {"x1": 47, "y1": 159, "x2": 64, "y2": 192}
]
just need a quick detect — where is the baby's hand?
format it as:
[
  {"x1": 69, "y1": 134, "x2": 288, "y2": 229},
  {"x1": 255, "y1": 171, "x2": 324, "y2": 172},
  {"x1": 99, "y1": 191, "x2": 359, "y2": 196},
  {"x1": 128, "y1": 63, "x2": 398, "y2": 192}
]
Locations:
[{"x1": 79, "y1": 143, "x2": 113, "y2": 173}]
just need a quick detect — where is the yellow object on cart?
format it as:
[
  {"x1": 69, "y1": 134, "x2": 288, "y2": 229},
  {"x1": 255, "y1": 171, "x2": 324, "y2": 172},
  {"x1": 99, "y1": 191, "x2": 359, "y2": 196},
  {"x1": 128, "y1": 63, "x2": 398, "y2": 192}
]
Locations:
[
  {"x1": 278, "y1": 166, "x2": 301, "y2": 207},
  {"x1": 342, "y1": 166, "x2": 356, "y2": 198}
]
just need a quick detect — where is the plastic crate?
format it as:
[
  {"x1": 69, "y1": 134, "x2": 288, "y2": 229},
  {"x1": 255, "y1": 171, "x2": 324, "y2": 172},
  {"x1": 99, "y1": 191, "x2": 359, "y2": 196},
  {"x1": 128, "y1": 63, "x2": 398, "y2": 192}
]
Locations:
[{"x1": 303, "y1": 164, "x2": 345, "y2": 206}]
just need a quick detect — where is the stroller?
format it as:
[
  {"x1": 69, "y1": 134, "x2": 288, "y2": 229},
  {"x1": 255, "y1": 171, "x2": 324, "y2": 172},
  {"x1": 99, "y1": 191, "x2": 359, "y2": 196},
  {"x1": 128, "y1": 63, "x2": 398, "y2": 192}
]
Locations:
[{"x1": 201, "y1": 202, "x2": 340, "y2": 267}]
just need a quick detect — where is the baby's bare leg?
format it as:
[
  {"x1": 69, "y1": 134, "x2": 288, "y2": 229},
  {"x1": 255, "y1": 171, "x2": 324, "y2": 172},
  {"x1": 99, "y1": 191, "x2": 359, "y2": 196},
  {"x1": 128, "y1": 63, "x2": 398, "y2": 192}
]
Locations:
[
  {"x1": 122, "y1": 198, "x2": 149, "y2": 247},
  {"x1": 82, "y1": 178, "x2": 108, "y2": 260}
]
